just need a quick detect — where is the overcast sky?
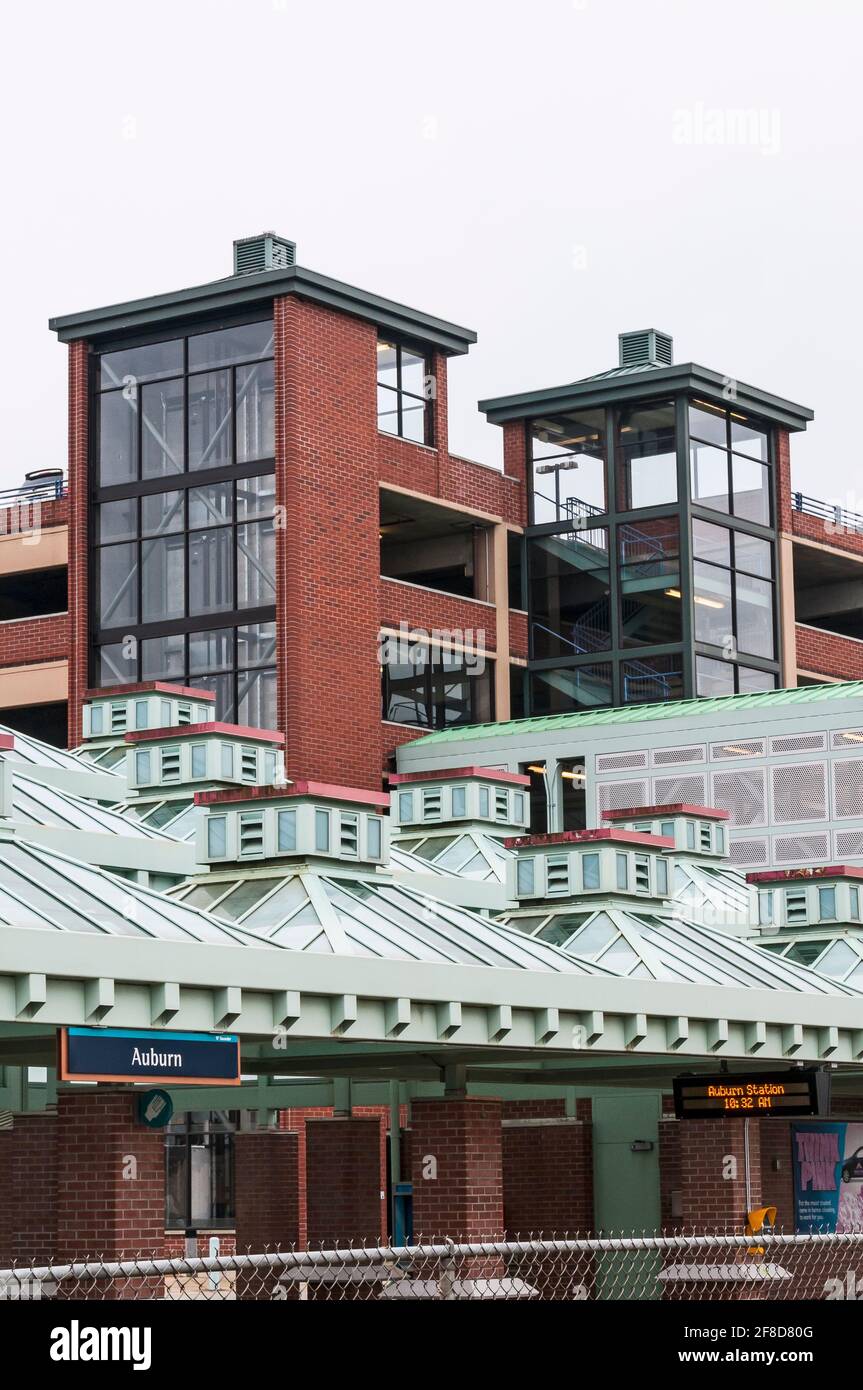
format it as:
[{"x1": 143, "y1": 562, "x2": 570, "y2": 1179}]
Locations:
[{"x1": 2, "y1": 0, "x2": 861, "y2": 503}]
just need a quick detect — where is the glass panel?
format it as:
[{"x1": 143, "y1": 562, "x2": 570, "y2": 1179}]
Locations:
[
  {"x1": 400, "y1": 399, "x2": 426, "y2": 444},
  {"x1": 99, "y1": 391, "x2": 137, "y2": 486},
  {"x1": 690, "y1": 440, "x2": 729, "y2": 513},
  {"x1": 193, "y1": 673, "x2": 234, "y2": 719},
  {"x1": 142, "y1": 535, "x2": 185, "y2": 623},
  {"x1": 377, "y1": 385, "x2": 399, "y2": 435},
  {"x1": 237, "y1": 519, "x2": 275, "y2": 607},
  {"x1": 530, "y1": 662, "x2": 612, "y2": 714},
  {"x1": 98, "y1": 641, "x2": 136, "y2": 685},
  {"x1": 619, "y1": 516, "x2": 681, "y2": 648},
  {"x1": 189, "y1": 482, "x2": 233, "y2": 529},
  {"x1": 531, "y1": 409, "x2": 606, "y2": 524},
  {"x1": 617, "y1": 401, "x2": 676, "y2": 509},
  {"x1": 189, "y1": 371, "x2": 233, "y2": 471},
  {"x1": 238, "y1": 667, "x2": 277, "y2": 729},
  {"x1": 99, "y1": 544, "x2": 138, "y2": 626},
  {"x1": 189, "y1": 529, "x2": 234, "y2": 615},
  {"x1": 141, "y1": 633, "x2": 185, "y2": 680},
  {"x1": 99, "y1": 339, "x2": 183, "y2": 389},
  {"x1": 141, "y1": 379, "x2": 184, "y2": 478},
  {"x1": 692, "y1": 518, "x2": 731, "y2": 567},
  {"x1": 238, "y1": 622, "x2": 277, "y2": 669},
  {"x1": 730, "y1": 413, "x2": 769, "y2": 461},
  {"x1": 737, "y1": 665, "x2": 776, "y2": 693},
  {"x1": 529, "y1": 528, "x2": 610, "y2": 659},
  {"x1": 383, "y1": 659, "x2": 429, "y2": 725},
  {"x1": 98, "y1": 498, "x2": 137, "y2": 543},
  {"x1": 188, "y1": 320, "x2": 274, "y2": 371},
  {"x1": 142, "y1": 490, "x2": 183, "y2": 536},
  {"x1": 236, "y1": 472, "x2": 276, "y2": 520},
  {"x1": 688, "y1": 401, "x2": 727, "y2": 448},
  {"x1": 693, "y1": 561, "x2": 733, "y2": 646},
  {"x1": 622, "y1": 653, "x2": 684, "y2": 704},
  {"x1": 735, "y1": 573, "x2": 775, "y2": 658},
  {"x1": 236, "y1": 361, "x2": 275, "y2": 462},
  {"x1": 189, "y1": 628, "x2": 234, "y2": 674},
  {"x1": 732, "y1": 455, "x2": 770, "y2": 524},
  {"x1": 733, "y1": 531, "x2": 772, "y2": 579},
  {"x1": 696, "y1": 655, "x2": 735, "y2": 697},
  {"x1": 376, "y1": 341, "x2": 399, "y2": 389},
  {"x1": 400, "y1": 348, "x2": 426, "y2": 397}
]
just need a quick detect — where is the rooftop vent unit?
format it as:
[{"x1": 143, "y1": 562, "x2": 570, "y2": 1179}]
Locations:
[
  {"x1": 233, "y1": 232, "x2": 296, "y2": 277},
  {"x1": 618, "y1": 328, "x2": 673, "y2": 369}
]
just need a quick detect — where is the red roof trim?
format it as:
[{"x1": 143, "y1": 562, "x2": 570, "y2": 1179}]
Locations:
[
  {"x1": 603, "y1": 804, "x2": 729, "y2": 822},
  {"x1": 504, "y1": 829, "x2": 674, "y2": 850},
  {"x1": 389, "y1": 766, "x2": 530, "y2": 787},
  {"x1": 126, "y1": 722, "x2": 284, "y2": 745},
  {"x1": 0, "y1": 734, "x2": 15, "y2": 751},
  {"x1": 747, "y1": 865, "x2": 863, "y2": 883},
  {"x1": 195, "y1": 780, "x2": 390, "y2": 809},
  {"x1": 85, "y1": 682, "x2": 216, "y2": 701}
]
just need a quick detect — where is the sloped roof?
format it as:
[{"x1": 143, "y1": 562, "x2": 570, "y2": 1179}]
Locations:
[
  {"x1": 391, "y1": 830, "x2": 510, "y2": 884},
  {"x1": 168, "y1": 868, "x2": 603, "y2": 973},
  {"x1": 497, "y1": 903, "x2": 861, "y2": 995},
  {"x1": 8, "y1": 770, "x2": 179, "y2": 841},
  {"x1": 762, "y1": 932, "x2": 863, "y2": 988},
  {"x1": 1, "y1": 723, "x2": 121, "y2": 777},
  {"x1": 0, "y1": 836, "x2": 268, "y2": 946},
  {"x1": 414, "y1": 681, "x2": 863, "y2": 745}
]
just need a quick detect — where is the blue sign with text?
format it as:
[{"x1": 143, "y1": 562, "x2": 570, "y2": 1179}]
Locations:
[{"x1": 59, "y1": 1027, "x2": 240, "y2": 1085}]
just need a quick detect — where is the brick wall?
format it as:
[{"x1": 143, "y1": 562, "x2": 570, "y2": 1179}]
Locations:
[
  {"x1": 795, "y1": 623, "x2": 863, "y2": 680},
  {"x1": 410, "y1": 1097, "x2": 504, "y2": 1241},
  {"x1": 275, "y1": 296, "x2": 383, "y2": 790},
  {"x1": 672, "y1": 1116, "x2": 762, "y2": 1229},
  {"x1": 792, "y1": 510, "x2": 863, "y2": 559},
  {"x1": 381, "y1": 579, "x2": 497, "y2": 652},
  {"x1": 0, "y1": 1112, "x2": 58, "y2": 1266},
  {"x1": 502, "y1": 1118, "x2": 594, "y2": 1236},
  {"x1": 305, "y1": 1117, "x2": 387, "y2": 1244},
  {"x1": 67, "y1": 340, "x2": 89, "y2": 746},
  {"x1": 0, "y1": 613, "x2": 70, "y2": 669},
  {"x1": 234, "y1": 1131, "x2": 300, "y2": 1252}
]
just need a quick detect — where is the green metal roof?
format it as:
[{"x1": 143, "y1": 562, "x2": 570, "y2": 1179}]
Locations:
[
  {"x1": 49, "y1": 263, "x2": 477, "y2": 356},
  {"x1": 479, "y1": 360, "x2": 813, "y2": 431},
  {"x1": 414, "y1": 681, "x2": 863, "y2": 746}
]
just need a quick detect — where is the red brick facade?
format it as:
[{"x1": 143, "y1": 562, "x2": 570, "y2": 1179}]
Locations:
[
  {"x1": 305, "y1": 1117, "x2": 387, "y2": 1244},
  {"x1": 234, "y1": 1130, "x2": 300, "y2": 1253},
  {"x1": 795, "y1": 623, "x2": 863, "y2": 680},
  {"x1": 410, "y1": 1097, "x2": 505, "y2": 1242},
  {"x1": 502, "y1": 1117, "x2": 594, "y2": 1236}
]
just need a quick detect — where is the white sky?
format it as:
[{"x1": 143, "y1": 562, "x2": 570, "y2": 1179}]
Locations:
[{"x1": 2, "y1": 0, "x2": 861, "y2": 504}]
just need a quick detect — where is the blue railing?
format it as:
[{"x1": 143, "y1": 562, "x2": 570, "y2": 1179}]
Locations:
[
  {"x1": 0, "y1": 475, "x2": 66, "y2": 506},
  {"x1": 792, "y1": 492, "x2": 863, "y2": 535}
]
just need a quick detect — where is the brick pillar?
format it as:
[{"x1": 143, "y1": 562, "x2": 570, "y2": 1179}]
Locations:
[
  {"x1": 234, "y1": 1130, "x2": 300, "y2": 1300},
  {"x1": 55, "y1": 1091, "x2": 165, "y2": 1285},
  {"x1": 305, "y1": 1117, "x2": 386, "y2": 1245},
  {"x1": 502, "y1": 1116, "x2": 593, "y2": 1236},
  {"x1": 274, "y1": 296, "x2": 382, "y2": 789},
  {"x1": 0, "y1": 1113, "x2": 58, "y2": 1269},
  {"x1": 67, "y1": 338, "x2": 89, "y2": 748},
  {"x1": 675, "y1": 1116, "x2": 762, "y2": 1229},
  {"x1": 410, "y1": 1098, "x2": 504, "y2": 1242}
]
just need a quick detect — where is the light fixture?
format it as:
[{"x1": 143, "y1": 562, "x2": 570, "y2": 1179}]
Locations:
[
  {"x1": 527, "y1": 765, "x2": 547, "y2": 775},
  {"x1": 721, "y1": 745, "x2": 755, "y2": 757},
  {"x1": 664, "y1": 588, "x2": 682, "y2": 599},
  {"x1": 560, "y1": 770, "x2": 586, "y2": 781},
  {"x1": 840, "y1": 732, "x2": 863, "y2": 743},
  {"x1": 693, "y1": 594, "x2": 725, "y2": 609}
]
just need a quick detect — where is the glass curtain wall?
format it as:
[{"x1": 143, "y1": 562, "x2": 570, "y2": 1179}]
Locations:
[{"x1": 93, "y1": 318, "x2": 277, "y2": 726}]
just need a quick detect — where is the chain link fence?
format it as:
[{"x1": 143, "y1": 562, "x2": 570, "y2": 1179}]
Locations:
[{"x1": 1, "y1": 1230, "x2": 861, "y2": 1300}]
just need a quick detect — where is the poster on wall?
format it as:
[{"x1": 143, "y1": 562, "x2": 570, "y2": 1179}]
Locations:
[{"x1": 792, "y1": 1122, "x2": 863, "y2": 1232}]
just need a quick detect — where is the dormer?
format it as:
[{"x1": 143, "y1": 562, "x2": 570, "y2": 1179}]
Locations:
[
  {"x1": 194, "y1": 782, "x2": 390, "y2": 870},
  {"x1": 83, "y1": 683, "x2": 216, "y2": 744},
  {"x1": 504, "y1": 827, "x2": 674, "y2": 904},
  {"x1": 602, "y1": 803, "x2": 729, "y2": 860},
  {"x1": 748, "y1": 866, "x2": 863, "y2": 931},
  {"x1": 125, "y1": 722, "x2": 285, "y2": 794},
  {"x1": 389, "y1": 767, "x2": 530, "y2": 835}
]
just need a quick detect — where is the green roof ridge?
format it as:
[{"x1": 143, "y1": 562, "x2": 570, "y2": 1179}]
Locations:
[{"x1": 415, "y1": 681, "x2": 863, "y2": 744}]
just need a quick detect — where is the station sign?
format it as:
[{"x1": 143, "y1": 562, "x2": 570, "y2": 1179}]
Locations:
[
  {"x1": 673, "y1": 1069, "x2": 830, "y2": 1120},
  {"x1": 58, "y1": 1027, "x2": 241, "y2": 1085}
]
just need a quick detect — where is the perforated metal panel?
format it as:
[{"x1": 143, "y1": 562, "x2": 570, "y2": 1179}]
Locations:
[
  {"x1": 832, "y1": 729, "x2": 863, "y2": 749},
  {"x1": 728, "y1": 837, "x2": 769, "y2": 866},
  {"x1": 770, "y1": 732, "x2": 827, "y2": 754},
  {"x1": 771, "y1": 762, "x2": 828, "y2": 823},
  {"x1": 833, "y1": 759, "x2": 863, "y2": 819},
  {"x1": 651, "y1": 745, "x2": 706, "y2": 767},
  {"x1": 652, "y1": 774, "x2": 707, "y2": 806},
  {"x1": 595, "y1": 751, "x2": 648, "y2": 773},
  {"x1": 774, "y1": 833, "x2": 830, "y2": 865},
  {"x1": 834, "y1": 829, "x2": 863, "y2": 858},
  {"x1": 710, "y1": 739, "x2": 765, "y2": 760},
  {"x1": 711, "y1": 769, "x2": 767, "y2": 826},
  {"x1": 596, "y1": 780, "x2": 649, "y2": 816}
]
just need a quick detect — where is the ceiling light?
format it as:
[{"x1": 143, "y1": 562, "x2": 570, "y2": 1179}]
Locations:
[
  {"x1": 693, "y1": 594, "x2": 725, "y2": 609},
  {"x1": 527, "y1": 765, "x2": 547, "y2": 775},
  {"x1": 664, "y1": 588, "x2": 682, "y2": 599},
  {"x1": 721, "y1": 745, "x2": 754, "y2": 757}
]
